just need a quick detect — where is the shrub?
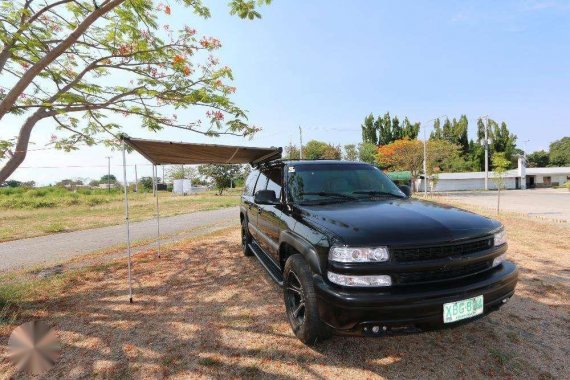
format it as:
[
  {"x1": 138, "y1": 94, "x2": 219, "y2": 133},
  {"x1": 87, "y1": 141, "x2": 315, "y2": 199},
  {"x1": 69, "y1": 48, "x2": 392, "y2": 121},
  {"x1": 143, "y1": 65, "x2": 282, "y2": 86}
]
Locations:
[
  {"x1": 87, "y1": 197, "x2": 108, "y2": 207},
  {"x1": 28, "y1": 189, "x2": 49, "y2": 197},
  {"x1": 77, "y1": 188, "x2": 92, "y2": 195},
  {"x1": 42, "y1": 223, "x2": 66, "y2": 233}
]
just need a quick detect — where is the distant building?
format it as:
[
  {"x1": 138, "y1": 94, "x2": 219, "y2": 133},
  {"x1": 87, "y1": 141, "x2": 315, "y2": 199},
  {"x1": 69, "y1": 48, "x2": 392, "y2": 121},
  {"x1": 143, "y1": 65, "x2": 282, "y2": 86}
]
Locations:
[{"x1": 416, "y1": 158, "x2": 570, "y2": 192}]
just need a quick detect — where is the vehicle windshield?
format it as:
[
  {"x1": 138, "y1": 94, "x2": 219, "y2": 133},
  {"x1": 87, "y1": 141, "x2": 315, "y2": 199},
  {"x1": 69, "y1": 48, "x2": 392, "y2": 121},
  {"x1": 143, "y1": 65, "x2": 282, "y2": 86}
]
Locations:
[{"x1": 287, "y1": 163, "x2": 405, "y2": 203}]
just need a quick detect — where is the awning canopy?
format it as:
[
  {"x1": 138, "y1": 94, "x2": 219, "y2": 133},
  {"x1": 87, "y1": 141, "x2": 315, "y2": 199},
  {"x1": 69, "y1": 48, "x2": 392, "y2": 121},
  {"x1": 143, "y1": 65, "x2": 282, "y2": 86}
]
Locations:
[{"x1": 122, "y1": 137, "x2": 282, "y2": 166}]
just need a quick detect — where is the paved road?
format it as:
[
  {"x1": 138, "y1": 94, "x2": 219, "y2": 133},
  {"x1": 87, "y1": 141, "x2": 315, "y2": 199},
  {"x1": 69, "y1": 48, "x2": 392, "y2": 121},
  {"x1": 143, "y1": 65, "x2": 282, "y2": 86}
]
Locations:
[
  {"x1": 0, "y1": 207, "x2": 239, "y2": 272},
  {"x1": 441, "y1": 189, "x2": 570, "y2": 222}
]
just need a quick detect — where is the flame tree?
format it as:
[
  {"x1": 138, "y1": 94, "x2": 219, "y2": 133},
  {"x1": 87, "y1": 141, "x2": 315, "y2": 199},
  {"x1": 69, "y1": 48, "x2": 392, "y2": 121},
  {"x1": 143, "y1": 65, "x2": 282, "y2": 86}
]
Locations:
[
  {"x1": 377, "y1": 138, "x2": 460, "y2": 191},
  {"x1": 0, "y1": 0, "x2": 270, "y2": 181}
]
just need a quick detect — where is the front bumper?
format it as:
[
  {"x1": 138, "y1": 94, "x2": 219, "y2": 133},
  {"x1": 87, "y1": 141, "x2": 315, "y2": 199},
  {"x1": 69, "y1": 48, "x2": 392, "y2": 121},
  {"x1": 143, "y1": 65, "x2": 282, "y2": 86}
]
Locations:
[{"x1": 314, "y1": 261, "x2": 518, "y2": 335}]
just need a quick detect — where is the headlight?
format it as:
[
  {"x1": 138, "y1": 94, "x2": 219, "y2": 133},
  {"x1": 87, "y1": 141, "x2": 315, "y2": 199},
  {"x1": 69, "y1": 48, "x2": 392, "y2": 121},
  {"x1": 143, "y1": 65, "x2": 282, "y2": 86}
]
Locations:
[
  {"x1": 329, "y1": 246, "x2": 389, "y2": 263},
  {"x1": 492, "y1": 253, "x2": 507, "y2": 267},
  {"x1": 328, "y1": 272, "x2": 392, "y2": 287},
  {"x1": 494, "y1": 229, "x2": 507, "y2": 246}
]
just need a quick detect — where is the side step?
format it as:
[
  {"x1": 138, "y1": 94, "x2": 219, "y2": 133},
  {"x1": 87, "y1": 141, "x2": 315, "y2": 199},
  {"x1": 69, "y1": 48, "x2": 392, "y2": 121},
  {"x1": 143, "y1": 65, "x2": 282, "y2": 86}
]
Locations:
[{"x1": 249, "y1": 243, "x2": 284, "y2": 287}]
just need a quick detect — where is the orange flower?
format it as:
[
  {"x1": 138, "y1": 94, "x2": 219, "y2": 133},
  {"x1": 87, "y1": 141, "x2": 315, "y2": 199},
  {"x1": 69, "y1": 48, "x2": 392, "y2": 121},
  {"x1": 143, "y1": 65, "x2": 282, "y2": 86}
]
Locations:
[
  {"x1": 165, "y1": 5, "x2": 171, "y2": 15},
  {"x1": 172, "y1": 55, "x2": 185, "y2": 65},
  {"x1": 183, "y1": 65, "x2": 191, "y2": 76}
]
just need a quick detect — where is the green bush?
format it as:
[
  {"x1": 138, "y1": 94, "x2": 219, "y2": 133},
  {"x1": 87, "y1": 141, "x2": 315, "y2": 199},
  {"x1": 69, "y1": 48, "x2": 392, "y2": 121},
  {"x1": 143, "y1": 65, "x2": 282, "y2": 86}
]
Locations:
[
  {"x1": 0, "y1": 187, "x2": 25, "y2": 196},
  {"x1": 28, "y1": 189, "x2": 49, "y2": 197},
  {"x1": 42, "y1": 223, "x2": 66, "y2": 233},
  {"x1": 0, "y1": 185, "x2": 122, "y2": 209},
  {"x1": 86, "y1": 197, "x2": 108, "y2": 207}
]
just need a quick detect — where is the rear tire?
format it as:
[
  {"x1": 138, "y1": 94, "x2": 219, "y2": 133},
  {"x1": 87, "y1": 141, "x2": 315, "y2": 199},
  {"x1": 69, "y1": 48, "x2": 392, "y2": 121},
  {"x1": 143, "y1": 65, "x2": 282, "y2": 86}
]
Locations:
[
  {"x1": 241, "y1": 218, "x2": 253, "y2": 256},
  {"x1": 283, "y1": 254, "x2": 332, "y2": 345}
]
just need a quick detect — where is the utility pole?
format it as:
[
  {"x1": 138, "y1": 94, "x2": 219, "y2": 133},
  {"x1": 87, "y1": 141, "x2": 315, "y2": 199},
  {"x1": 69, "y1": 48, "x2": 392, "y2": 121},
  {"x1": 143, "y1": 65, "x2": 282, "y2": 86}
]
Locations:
[
  {"x1": 134, "y1": 164, "x2": 138, "y2": 193},
  {"x1": 299, "y1": 126, "x2": 303, "y2": 160},
  {"x1": 423, "y1": 128, "x2": 427, "y2": 196},
  {"x1": 105, "y1": 156, "x2": 111, "y2": 193},
  {"x1": 481, "y1": 115, "x2": 490, "y2": 191},
  {"x1": 521, "y1": 139, "x2": 530, "y2": 158},
  {"x1": 162, "y1": 166, "x2": 165, "y2": 184}
]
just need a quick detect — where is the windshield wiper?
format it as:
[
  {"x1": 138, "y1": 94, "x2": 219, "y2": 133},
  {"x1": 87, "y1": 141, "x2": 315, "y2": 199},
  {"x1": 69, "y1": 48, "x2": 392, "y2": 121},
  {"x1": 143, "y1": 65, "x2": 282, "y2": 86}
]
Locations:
[
  {"x1": 352, "y1": 190, "x2": 404, "y2": 198},
  {"x1": 299, "y1": 192, "x2": 357, "y2": 200}
]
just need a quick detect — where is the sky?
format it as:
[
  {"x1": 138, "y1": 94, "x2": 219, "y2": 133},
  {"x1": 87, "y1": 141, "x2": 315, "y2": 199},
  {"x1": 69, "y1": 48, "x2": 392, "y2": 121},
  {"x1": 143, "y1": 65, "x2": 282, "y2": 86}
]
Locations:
[{"x1": 3, "y1": 0, "x2": 570, "y2": 185}]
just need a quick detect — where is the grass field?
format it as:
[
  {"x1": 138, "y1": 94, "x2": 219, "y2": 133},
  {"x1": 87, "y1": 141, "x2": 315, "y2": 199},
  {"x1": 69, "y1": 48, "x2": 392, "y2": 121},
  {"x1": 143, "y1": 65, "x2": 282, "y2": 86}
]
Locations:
[
  {"x1": 0, "y1": 199, "x2": 568, "y2": 378},
  {"x1": 0, "y1": 186, "x2": 241, "y2": 242}
]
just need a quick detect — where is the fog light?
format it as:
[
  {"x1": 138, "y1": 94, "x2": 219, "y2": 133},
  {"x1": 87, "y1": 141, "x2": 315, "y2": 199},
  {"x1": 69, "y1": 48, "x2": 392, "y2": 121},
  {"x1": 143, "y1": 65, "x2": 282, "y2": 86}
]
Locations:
[
  {"x1": 372, "y1": 326, "x2": 380, "y2": 333},
  {"x1": 492, "y1": 254, "x2": 507, "y2": 268},
  {"x1": 327, "y1": 272, "x2": 392, "y2": 287}
]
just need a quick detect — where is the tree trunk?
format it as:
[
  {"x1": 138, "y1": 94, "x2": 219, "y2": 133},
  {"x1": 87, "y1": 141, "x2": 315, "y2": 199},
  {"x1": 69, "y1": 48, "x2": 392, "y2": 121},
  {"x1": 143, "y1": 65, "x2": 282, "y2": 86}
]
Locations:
[
  {"x1": 497, "y1": 188, "x2": 501, "y2": 215},
  {"x1": 0, "y1": 111, "x2": 45, "y2": 182}
]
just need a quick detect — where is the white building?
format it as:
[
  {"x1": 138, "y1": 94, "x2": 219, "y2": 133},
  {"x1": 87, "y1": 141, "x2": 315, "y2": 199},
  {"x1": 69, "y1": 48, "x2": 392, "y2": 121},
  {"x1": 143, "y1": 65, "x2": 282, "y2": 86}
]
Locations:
[{"x1": 418, "y1": 158, "x2": 570, "y2": 192}]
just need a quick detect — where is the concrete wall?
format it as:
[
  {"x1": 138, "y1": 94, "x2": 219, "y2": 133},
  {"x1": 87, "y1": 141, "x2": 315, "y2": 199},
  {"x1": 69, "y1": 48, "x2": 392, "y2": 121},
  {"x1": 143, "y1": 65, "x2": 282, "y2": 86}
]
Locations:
[
  {"x1": 418, "y1": 177, "x2": 518, "y2": 192},
  {"x1": 534, "y1": 174, "x2": 569, "y2": 186}
]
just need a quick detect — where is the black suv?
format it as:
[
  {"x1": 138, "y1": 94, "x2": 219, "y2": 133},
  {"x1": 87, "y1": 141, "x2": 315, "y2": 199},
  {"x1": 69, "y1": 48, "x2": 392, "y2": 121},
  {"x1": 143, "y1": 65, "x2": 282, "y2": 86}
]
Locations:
[{"x1": 240, "y1": 160, "x2": 518, "y2": 345}]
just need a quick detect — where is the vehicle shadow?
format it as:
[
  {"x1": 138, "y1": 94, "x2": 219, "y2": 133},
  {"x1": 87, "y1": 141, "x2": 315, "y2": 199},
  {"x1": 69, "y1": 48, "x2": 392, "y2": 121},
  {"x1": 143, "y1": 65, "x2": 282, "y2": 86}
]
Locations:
[{"x1": 0, "y1": 232, "x2": 567, "y2": 379}]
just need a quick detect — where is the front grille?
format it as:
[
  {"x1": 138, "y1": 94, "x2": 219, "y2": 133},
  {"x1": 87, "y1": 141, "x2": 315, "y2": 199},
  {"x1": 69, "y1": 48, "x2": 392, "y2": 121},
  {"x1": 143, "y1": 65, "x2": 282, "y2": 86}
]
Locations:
[
  {"x1": 396, "y1": 261, "x2": 492, "y2": 285},
  {"x1": 391, "y1": 237, "x2": 493, "y2": 262}
]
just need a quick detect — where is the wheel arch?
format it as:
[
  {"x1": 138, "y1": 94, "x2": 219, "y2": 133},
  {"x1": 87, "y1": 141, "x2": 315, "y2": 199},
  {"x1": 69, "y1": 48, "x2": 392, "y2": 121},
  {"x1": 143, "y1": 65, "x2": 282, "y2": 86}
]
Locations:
[{"x1": 279, "y1": 231, "x2": 323, "y2": 275}]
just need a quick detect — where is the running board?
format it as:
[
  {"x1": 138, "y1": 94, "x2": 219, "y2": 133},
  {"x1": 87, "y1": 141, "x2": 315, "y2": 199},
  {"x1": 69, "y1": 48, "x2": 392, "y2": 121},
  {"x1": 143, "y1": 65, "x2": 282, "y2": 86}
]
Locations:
[{"x1": 249, "y1": 243, "x2": 284, "y2": 287}]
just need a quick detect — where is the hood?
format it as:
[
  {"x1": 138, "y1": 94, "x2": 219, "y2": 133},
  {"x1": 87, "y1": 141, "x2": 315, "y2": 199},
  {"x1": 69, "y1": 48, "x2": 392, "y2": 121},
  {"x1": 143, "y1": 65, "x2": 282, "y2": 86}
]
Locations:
[{"x1": 296, "y1": 198, "x2": 501, "y2": 246}]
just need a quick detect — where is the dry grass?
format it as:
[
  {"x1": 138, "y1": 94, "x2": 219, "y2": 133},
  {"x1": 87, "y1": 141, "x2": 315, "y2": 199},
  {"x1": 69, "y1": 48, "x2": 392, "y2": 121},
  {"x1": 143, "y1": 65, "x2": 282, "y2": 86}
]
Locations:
[
  {"x1": 0, "y1": 189, "x2": 240, "y2": 242},
  {"x1": 0, "y1": 203, "x2": 569, "y2": 379}
]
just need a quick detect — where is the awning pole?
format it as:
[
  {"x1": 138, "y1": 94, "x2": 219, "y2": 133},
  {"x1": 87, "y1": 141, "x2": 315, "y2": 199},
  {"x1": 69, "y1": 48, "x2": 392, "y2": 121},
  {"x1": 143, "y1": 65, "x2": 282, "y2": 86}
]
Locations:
[
  {"x1": 154, "y1": 165, "x2": 161, "y2": 258},
  {"x1": 122, "y1": 141, "x2": 133, "y2": 303}
]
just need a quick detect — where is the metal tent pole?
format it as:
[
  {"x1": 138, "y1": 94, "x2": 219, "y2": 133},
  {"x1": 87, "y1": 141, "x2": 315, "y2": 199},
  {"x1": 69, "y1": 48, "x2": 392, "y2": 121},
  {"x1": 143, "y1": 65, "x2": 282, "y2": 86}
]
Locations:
[
  {"x1": 152, "y1": 165, "x2": 156, "y2": 197},
  {"x1": 154, "y1": 165, "x2": 161, "y2": 258},
  {"x1": 122, "y1": 141, "x2": 133, "y2": 303}
]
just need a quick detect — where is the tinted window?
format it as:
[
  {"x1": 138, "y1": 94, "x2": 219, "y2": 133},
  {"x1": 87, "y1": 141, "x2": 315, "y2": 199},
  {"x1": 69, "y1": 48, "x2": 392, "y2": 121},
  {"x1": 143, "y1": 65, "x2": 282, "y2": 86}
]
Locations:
[
  {"x1": 254, "y1": 171, "x2": 269, "y2": 194},
  {"x1": 265, "y1": 167, "x2": 283, "y2": 201},
  {"x1": 243, "y1": 170, "x2": 260, "y2": 196},
  {"x1": 287, "y1": 163, "x2": 404, "y2": 202}
]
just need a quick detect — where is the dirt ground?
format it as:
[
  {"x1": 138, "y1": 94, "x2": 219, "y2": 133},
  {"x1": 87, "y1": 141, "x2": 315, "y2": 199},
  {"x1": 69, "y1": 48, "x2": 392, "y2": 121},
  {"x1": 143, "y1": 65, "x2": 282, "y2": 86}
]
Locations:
[{"x1": 0, "y1": 205, "x2": 569, "y2": 379}]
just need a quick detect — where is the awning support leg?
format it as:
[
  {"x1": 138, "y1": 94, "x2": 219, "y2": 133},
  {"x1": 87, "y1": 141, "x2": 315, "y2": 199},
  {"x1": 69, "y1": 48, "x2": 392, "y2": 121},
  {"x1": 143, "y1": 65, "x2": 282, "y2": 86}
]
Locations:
[
  {"x1": 154, "y1": 165, "x2": 161, "y2": 258},
  {"x1": 122, "y1": 141, "x2": 133, "y2": 303}
]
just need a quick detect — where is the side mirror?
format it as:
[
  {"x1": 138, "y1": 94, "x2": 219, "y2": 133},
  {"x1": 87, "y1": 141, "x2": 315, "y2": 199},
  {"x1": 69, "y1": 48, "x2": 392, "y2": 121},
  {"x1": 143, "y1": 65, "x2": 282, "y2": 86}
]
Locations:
[
  {"x1": 398, "y1": 185, "x2": 412, "y2": 197},
  {"x1": 254, "y1": 190, "x2": 279, "y2": 205}
]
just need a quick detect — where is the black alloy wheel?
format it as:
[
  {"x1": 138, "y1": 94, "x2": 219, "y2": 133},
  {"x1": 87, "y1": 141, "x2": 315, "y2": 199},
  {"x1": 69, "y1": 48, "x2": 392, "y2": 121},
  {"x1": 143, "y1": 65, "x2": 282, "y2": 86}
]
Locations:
[
  {"x1": 283, "y1": 254, "x2": 331, "y2": 345},
  {"x1": 241, "y1": 218, "x2": 253, "y2": 256},
  {"x1": 285, "y1": 270, "x2": 306, "y2": 327}
]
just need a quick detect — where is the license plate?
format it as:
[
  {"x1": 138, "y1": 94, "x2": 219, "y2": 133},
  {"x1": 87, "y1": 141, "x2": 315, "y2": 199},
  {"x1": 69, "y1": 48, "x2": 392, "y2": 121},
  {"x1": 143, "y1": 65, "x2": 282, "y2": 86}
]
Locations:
[{"x1": 443, "y1": 295, "x2": 484, "y2": 323}]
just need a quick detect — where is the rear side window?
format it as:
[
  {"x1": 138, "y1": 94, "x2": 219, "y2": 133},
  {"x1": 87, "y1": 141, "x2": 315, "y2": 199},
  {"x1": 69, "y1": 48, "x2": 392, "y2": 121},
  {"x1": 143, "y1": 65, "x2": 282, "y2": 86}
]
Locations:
[
  {"x1": 255, "y1": 171, "x2": 269, "y2": 194},
  {"x1": 265, "y1": 167, "x2": 283, "y2": 201},
  {"x1": 243, "y1": 170, "x2": 260, "y2": 196}
]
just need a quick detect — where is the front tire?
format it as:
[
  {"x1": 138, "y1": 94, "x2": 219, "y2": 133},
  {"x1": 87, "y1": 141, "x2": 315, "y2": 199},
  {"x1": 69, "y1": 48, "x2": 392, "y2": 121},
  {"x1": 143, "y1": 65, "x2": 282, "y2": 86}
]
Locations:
[
  {"x1": 283, "y1": 254, "x2": 331, "y2": 345},
  {"x1": 241, "y1": 218, "x2": 253, "y2": 256}
]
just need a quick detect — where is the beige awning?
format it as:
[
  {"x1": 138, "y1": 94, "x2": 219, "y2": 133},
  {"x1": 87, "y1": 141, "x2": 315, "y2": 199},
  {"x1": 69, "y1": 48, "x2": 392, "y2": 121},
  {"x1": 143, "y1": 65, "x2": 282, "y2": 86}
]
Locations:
[{"x1": 122, "y1": 137, "x2": 282, "y2": 165}]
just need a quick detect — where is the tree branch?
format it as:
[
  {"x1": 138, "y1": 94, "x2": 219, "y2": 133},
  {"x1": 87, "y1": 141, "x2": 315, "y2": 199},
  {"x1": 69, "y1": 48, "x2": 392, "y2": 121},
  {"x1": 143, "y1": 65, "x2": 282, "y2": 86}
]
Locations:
[
  {"x1": 0, "y1": 0, "x2": 127, "y2": 121},
  {"x1": 0, "y1": 0, "x2": 76, "y2": 74}
]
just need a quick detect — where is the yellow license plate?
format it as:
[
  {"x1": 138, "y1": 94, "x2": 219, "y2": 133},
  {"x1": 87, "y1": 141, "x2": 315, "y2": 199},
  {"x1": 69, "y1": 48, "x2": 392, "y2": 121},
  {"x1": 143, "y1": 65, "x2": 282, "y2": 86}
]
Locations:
[{"x1": 443, "y1": 295, "x2": 484, "y2": 323}]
